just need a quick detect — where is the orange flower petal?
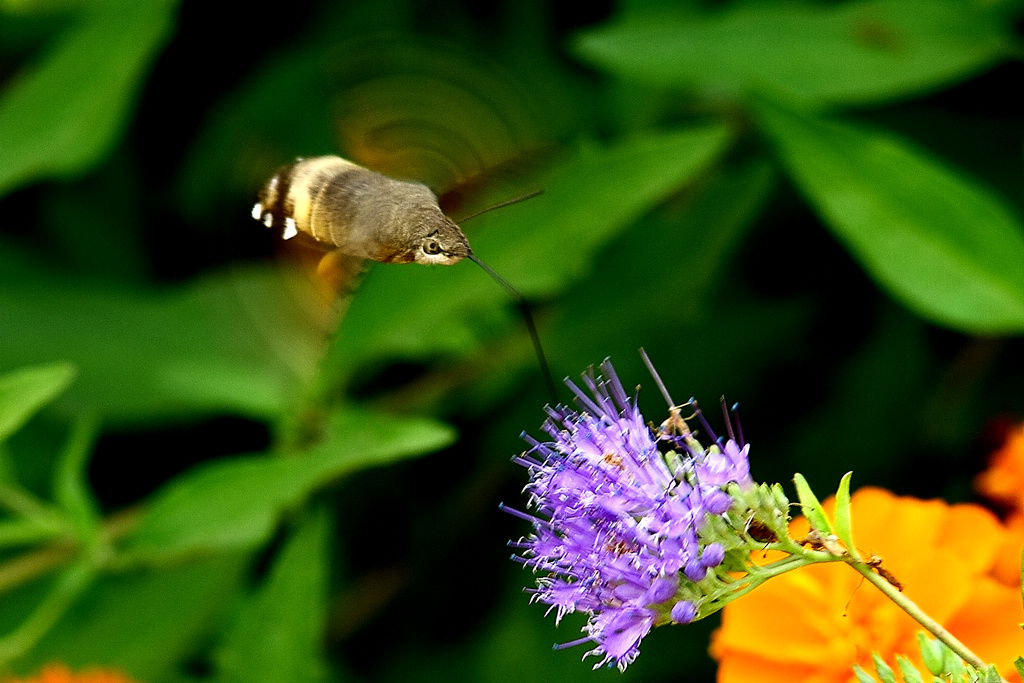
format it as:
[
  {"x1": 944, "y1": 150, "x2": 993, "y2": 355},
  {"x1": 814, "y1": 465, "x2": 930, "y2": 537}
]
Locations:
[{"x1": 716, "y1": 650, "x2": 853, "y2": 683}]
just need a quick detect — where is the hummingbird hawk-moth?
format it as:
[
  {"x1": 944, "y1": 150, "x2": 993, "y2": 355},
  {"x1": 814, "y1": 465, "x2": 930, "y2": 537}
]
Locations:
[
  {"x1": 252, "y1": 156, "x2": 472, "y2": 267},
  {"x1": 251, "y1": 154, "x2": 556, "y2": 398}
]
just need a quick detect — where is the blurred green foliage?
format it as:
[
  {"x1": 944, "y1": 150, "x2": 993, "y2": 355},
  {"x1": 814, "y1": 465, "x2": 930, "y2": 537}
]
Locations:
[{"x1": 0, "y1": 0, "x2": 1023, "y2": 681}]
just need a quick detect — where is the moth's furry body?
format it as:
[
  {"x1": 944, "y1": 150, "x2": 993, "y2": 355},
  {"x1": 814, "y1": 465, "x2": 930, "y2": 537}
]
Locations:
[{"x1": 252, "y1": 156, "x2": 471, "y2": 266}]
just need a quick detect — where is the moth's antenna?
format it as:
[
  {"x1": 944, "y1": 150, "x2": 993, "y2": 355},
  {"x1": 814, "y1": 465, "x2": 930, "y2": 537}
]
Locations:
[
  {"x1": 457, "y1": 189, "x2": 543, "y2": 224},
  {"x1": 468, "y1": 253, "x2": 558, "y2": 403}
]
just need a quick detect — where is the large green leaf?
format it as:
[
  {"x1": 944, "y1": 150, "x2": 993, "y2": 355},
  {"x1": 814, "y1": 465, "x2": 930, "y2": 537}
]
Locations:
[
  {"x1": 754, "y1": 98, "x2": 1024, "y2": 333},
  {"x1": 0, "y1": 0, "x2": 179, "y2": 196},
  {"x1": 9, "y1": 554, "x2": 249, "y2": 680},
  {"x1": 121, "y1": 407, "x2": 455, "y2": 563},
  {"x1": 574, "y1": 0, "x2": 1010, "y2": 107},
  {"x1": 0, "y1": 259, "x2": 331, "y2": 424},
  {"x1": 321, "y1": 125, "x2": 733, "y2": 384},
  {"x1": 0, "y1": 363, "x2": 76, "y2": 444},
  {"x1": 213, "y1": 509, "x2": 331, "y2": 683}
]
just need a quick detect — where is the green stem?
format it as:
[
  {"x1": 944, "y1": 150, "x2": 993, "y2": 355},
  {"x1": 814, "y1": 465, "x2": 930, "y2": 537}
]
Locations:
[
  {"x1": 0, "y1": 520, "x2": 62, "y2": 547},
  {"x1": 706, "y1": 550, "x2": 838, "y2": 611},
  {"x1": 0, "y1": 507, "x2": 140, "y2": 596},
  {"x1": 0, "y1": 545, "x2": 73, "y2": 595},
  {"x1": 751, "y1": 553, "x2": 820, "y2": 578},
  {"x1": 0, "y1": 561, "x2": 95, "y2": 666},
  {"x1": 0, "y1": 484, "x2": 65, "y2": 533},
  {"x1": 849, "y1": 561, "x2": 1006, "y2": 682}
]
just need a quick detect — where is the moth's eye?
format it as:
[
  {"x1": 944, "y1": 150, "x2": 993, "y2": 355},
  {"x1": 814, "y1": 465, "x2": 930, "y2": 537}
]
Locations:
[{"x1": 423, "y1": 239, "x2": 442, "y2": 255}]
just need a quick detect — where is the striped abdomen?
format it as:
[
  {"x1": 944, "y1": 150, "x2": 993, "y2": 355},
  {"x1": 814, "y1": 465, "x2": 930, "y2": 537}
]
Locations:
[{"x1": 252, "y1": 156, "x2": 471, "y2": 266}]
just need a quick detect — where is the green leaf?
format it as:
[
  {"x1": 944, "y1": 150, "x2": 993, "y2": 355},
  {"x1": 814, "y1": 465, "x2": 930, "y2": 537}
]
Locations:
[
  {"x1": 0, "y1": 363, "x2": 77, "y2": 444},
  {"x1": 469, "y1": 125, "x2": 735, "y2": 292},
  {"x1": 10, "y1": 554, "x2": 249, "y2": 680},
  {"x1": 122, "y1": 456, "x2": 300, "y2": 561},
  {"x1": 121, "y1": 407, "x2": 455, "y2": 562},
  {"x1": 832, "y1": 472, "x2": 856, "y2": 557},
  {"x1": 1015, "y1": 656, "x2": 1024, "y2": 680},
  {"x1": 0, "y1": 261, "x2": 331, "y2": 424},
  {"x1": 754, "y1": 97, "x2": 1024, "y2": 334},
  {"x1": 213, "y1": 508, "x2": 331, "y2": 683},
  {"x1": 322, "y1": 125, "x2": 733, "y2": 384},
  {"x1": 792, "y1": 473, "x2": 832, "y2": 536},
  {"x1": 574, "y1": 0, "x2": 1010, "y2": 107},
  {"x1": 0, "y1": 0, "x2": 179, "y2": 196}
]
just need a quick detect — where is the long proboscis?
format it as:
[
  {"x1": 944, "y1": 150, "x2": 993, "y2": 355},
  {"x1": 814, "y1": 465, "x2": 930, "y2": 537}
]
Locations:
[{"x1": 468, "y1": 253, "x2": 558, "y2": 403}]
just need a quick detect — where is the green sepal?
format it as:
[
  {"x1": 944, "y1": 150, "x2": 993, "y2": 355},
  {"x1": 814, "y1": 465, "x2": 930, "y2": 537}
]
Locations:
[
  {"x1": 1014, "y1": 656, "x2": 1024, "y2": 680},
  {"x1": 851, "y1": 665, "x2": 876, "y2": 683},
  {"x1": 793, "y1": 473, "x2": 832, "y2": 535},
  {"x1": 895, "y1": 655, "x2": 923, "y2": 683},
  {"x1": 871, "y1": 654, "x2": 897, "y2": 683},
  {"x1": 770, "y1": 482, "x2": 790, "y2": 511},
  {"x1": 832, "y1": 471, "x2": 856, "y2": 557},
  {"x1": 916, "y1": 631, "x2": 945, "y2": 675},
  {"x1": 938, "y1": 641, "x2": 965, "y2": 679},
  {"x1": 980, "y1": 665, "x2": 1004, "y2": 683}
]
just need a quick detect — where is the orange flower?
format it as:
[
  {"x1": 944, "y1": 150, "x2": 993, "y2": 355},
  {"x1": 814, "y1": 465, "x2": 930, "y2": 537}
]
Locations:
[
  {"x1": 710, "y1": 487, "x2": 1023, "y2": 683},
  {"x1": 976, "y1": 421, "x2": 1024, "y2": 590},
  {"x1": 976, "y1": 422, "x2": 1024, "y2": 511},
  {"x1": 2, "y1": 663, "x2": 140, "y2": 683}
]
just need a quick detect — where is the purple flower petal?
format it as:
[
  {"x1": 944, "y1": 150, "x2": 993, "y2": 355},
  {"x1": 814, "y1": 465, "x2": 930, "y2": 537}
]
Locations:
[{"x1": 671, "y1": 600, "x2": 698, "y2": 624}]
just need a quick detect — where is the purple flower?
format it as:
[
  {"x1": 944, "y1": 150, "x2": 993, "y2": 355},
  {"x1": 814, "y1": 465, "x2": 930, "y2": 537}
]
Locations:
[
  {"x1": 696, "y1": 439, "x2": 753, "y2": 490},
  {"x1": 506, "y1": 360, "x2": 753, "y2": 670}
]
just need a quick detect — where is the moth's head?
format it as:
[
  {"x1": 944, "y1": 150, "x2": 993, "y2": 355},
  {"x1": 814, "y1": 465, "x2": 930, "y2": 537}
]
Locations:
[{"x1": 411, "y1": 213, "x2": 471, "y2": 266}]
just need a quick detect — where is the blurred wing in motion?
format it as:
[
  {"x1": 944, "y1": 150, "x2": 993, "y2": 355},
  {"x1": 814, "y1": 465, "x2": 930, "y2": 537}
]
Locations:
[{"x1": 250, "y1": 34, "x2": 557, "y2": 300}]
